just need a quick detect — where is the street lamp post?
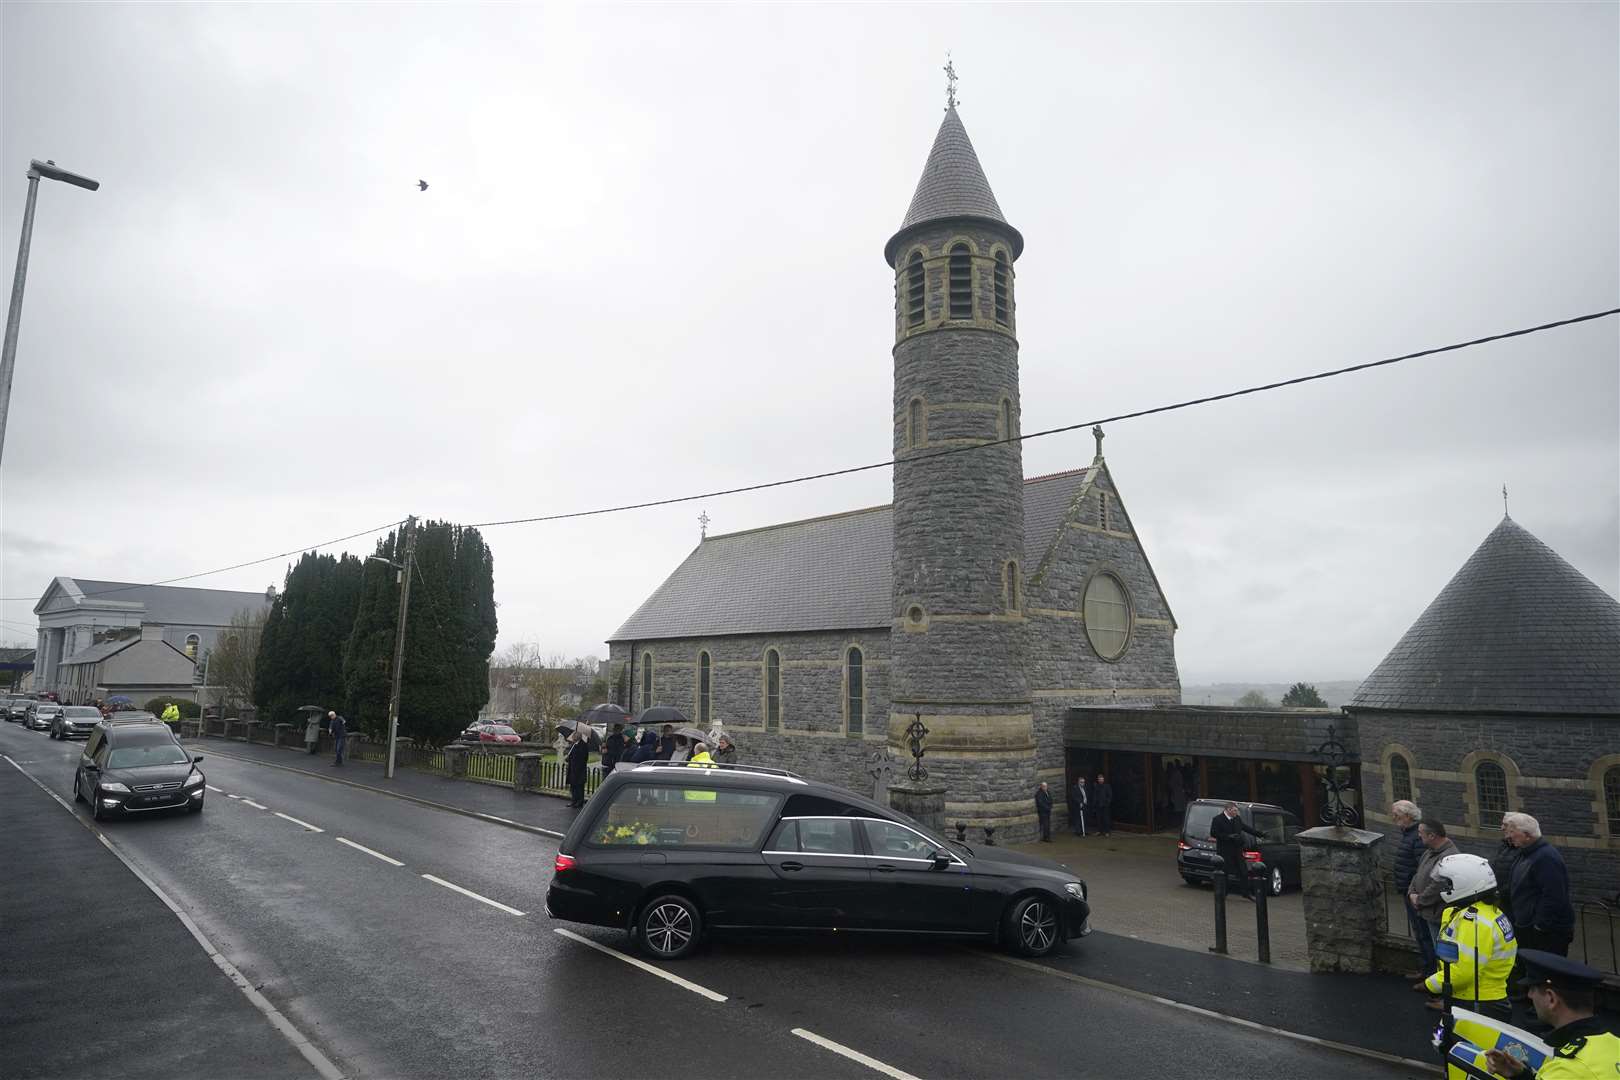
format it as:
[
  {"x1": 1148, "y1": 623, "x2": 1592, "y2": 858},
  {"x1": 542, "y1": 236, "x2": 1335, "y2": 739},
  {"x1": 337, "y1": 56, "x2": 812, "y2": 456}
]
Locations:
[
  {"x1": 368, "y1": 515, "x2": 417, "y2": 780},
  {"x1": 0, "y1": 159, "x2": 100, "y2": 467}
]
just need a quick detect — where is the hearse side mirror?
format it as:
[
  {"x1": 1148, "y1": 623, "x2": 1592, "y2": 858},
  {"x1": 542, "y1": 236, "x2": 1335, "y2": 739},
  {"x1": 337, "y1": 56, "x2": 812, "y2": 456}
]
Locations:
[
  {"x1": 931, "y1": 851, "x2": 951, "y2": 870},
  {"x1": 193, "y1": 756, "x2": 204, "y2": 764}
]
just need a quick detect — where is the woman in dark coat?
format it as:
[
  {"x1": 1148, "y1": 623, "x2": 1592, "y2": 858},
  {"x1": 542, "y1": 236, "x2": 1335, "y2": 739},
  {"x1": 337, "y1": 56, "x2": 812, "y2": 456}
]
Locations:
[
  {"x1": 564, "y1": 730, "x2": 591, "y2": 808},
  {"x1": 629, "y1": 730, "x2": 659, "y2": 764},
  {"x1": 601, "y1": 724, "x2": 626, "y2": 772}
]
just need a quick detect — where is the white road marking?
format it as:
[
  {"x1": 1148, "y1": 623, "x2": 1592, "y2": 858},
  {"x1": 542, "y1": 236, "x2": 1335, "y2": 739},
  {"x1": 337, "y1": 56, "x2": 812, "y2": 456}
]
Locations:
[
  {"x1": 1, "y1": 753, "x2": 344, "y2": 1080},
  {"x1": 226, "y1": 793, "x2": 241, "y2": 799},
  {"x1": 273, "y1": 811, "x2": 324, "y2": 833},
  {"x1": 421, "y1": 874, "x2": 525, "y2": 916},
  {"x1": 553, "y1": 928, "x2": 727, "y2": 1002},
  {"x1": 335, "y1": 836, "x2": 404, "y2": 867},
  {"x1": 791, "y1": 1029, "x2": 922, "y2": 1080},
  {"x1": 205, "y1": 784, "x2": 223, "y2": 793},
  {"x1": 240, "y1": 798, "x2": 269, "y2": 810}
]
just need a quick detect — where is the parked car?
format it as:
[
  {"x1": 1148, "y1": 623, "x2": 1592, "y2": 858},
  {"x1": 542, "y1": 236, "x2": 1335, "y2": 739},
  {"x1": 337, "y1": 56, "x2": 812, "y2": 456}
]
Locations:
[
  {"x1": 51, "y1": 706, "x2": 106, "y2": 740},
  {"x1": 1176, "y1": 798, "x2": 1302, "y2": 896},
  {"x1": 25, "y1": 703, "x2": 64, "y2": 731},
  {"x1": 547, "y1": 762, "x2": 1092, "y2": 961},
  {"x1": 475, "y1": 723, "x2": 522, "y2": 745},
  {"x1": 74, "y1": 719, "x2": 206, "y2": 820}
]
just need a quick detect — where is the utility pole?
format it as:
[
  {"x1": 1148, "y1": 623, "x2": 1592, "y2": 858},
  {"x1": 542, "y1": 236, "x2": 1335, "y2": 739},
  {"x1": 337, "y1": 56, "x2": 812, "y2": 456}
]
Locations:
[{"x1": 385, "y1": 515, "x2": 417, "y2": 780}]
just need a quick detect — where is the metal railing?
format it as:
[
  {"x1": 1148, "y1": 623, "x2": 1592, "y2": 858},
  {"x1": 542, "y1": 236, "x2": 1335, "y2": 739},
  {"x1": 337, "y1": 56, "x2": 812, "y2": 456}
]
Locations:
[
  {"x1": 464, "y1": 752, "x2": 516, "y2": 787},
  {"x1": 1577, "y1": 896, "x2": 1618, "y2": 975}
]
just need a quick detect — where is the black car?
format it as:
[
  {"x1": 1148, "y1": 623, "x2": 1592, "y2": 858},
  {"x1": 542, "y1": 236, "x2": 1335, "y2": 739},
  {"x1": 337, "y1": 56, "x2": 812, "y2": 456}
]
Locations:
[
  {"x1": 547, "y1": 762, "x2": 1092, "y2": 961},
  {"x1": 74, "y1": 720, "x2": 206, "y2": 821},
  {"x1": 51, "y1": 706, "x2": 105, "y2": 740},
  {"x1": 1176, "y1": 798, "x2": 1302, "y2": 896}
]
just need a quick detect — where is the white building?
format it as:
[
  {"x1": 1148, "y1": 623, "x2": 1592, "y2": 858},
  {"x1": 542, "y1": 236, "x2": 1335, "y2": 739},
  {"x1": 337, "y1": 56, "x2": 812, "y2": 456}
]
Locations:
[{"x1": 33, "y1": 577, "x2": 273, "y2": 701}]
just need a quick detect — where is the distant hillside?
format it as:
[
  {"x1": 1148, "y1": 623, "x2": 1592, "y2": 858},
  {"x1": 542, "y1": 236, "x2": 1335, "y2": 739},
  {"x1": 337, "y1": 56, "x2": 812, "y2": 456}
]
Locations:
[{"x1": 1179, "y1": 680, "x2": 1364, "y2": 708}]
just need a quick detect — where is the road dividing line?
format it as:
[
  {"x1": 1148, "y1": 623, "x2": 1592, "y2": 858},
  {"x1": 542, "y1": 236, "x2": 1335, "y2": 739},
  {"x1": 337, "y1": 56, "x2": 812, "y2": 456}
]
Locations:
[
  {"x1": 240, "y1": 799, "x2": 269, "y2": 811},
  {"x1": 552, "y1": 928, "x2": 727, "y2": 1002},
  {"x1": 791, "y1": 1029, "x2": 922, "y2": 1080},
  {"x1": 335, "y1": 837, "x2": 404, "y2": 867},
  {"x1": 2, "y1": 753, "x2": 344, "y2": 1080},
  {"x1": 421, "y1": 874, "x2": 525, "y2": 916},
  {"x1": 205, "y1": 784, "x2": 223, "y2": 793},
  {"x1": 226, "y1": 793, "x2": 241, "y2": 799},
  {"x1": 273, "y1": 812, "x2": 325, "y2": 833}
]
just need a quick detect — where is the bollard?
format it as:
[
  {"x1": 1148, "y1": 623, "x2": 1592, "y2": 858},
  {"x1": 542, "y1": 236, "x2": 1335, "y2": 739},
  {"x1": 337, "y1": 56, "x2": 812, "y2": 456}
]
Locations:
[
  {"x1": 955, "y1": 822, "x2": 968, "y2": 844},
  {"x1": 1252, "y1": 864, "x2": 1272, "y2": 965},
  {"x1": 983, "y1": 825, "x2": 997, "y2": 846},
  {"x1": 1210, "y1": 857, "x2": 1229, "y2": 955}
]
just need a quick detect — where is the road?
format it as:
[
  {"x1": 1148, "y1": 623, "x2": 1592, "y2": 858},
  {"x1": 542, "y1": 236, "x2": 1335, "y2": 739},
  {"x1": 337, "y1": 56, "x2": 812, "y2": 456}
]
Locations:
[{"x1": 0, "y1": 721, "x2": 1431, "y2": 1080}]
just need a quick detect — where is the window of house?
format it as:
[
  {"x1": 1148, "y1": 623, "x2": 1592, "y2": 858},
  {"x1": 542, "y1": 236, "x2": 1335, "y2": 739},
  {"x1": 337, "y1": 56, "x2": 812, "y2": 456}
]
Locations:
[
  {"x1": 765, "y1": 649, "x2": 781, "y2": 731},
  {"x1": 1389, "y1": 753, "x2": 1413, "y2": 804},
  {"x1": 642, "y1": 653, "x2": 653, "y2": 707},
  {"x1": 1475, "y1": 761, "x2": 1509, "y2": 816},
  {"x1": 698, "y1": 651, "x2": 712, "y2": 725},
  {"x1": 993, "y1": 250, "x2": 1010, "y2": 325},
  {"x1": 909, "y1": 398, "x2": 924, "y2": 449},
  {"x1": 1083, "y1": 573, "x2": 1131, "y2": 660},
  {"x1": 184, "y1": 634, "x2": 200, "y2": 660},
  {"x1": 1005, "y1": 561, "x2": 1021, "y2": 613},
  {"x1": 1001, "y1": 397, "x2": 1014, "y2": 441},
  {"x1": 948, "y1": 244, "x2": 973, "y2": 319},
  {"x1": 845, "y1": 647, "x2": 864, "y2": 736},
  {"x1": 1603, "y1": 766, "x2": 1620, "y2": 833},
  {"x1": 906, "y1": 252, "x2": 926, "y2": 328}
]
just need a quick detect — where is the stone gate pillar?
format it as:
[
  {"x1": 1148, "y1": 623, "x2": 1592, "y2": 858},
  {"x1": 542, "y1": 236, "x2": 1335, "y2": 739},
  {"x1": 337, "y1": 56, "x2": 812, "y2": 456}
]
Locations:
[{"x1": 1297, "y1": 825, "x2": 1385, "y2": 974}]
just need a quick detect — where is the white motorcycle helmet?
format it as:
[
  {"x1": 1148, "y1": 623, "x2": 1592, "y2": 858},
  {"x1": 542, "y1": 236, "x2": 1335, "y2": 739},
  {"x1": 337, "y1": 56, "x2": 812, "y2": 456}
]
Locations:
[{"x1": 1435, "y1": 853, "x2": 1496, "y2": 905}]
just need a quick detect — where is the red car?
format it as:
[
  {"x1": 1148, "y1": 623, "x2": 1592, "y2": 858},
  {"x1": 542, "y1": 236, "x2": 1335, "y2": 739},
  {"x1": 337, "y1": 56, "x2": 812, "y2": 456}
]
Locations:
[{"x1": 462, "y1": 722, "x2": 522, "y2": 745}]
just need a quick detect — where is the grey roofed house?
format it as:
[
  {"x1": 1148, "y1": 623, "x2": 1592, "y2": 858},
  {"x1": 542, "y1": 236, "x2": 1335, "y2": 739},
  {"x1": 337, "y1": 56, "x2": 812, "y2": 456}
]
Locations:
[
  {"x1": 1350, "y1": 516, "x2": 1620, "y2": 715},
  {"x1": 38, "y1": 579, "x2": 270, "y2": 627},
  {"x1": 610, "y1": 468, "x2": 1094, "y2": 642}
]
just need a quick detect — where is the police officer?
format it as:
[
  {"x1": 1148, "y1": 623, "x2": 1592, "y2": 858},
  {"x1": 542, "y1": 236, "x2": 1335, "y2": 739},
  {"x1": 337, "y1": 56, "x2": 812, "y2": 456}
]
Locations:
[
  {"x1": 1425, "y1": 852, "x2": 1517, "y2": 1020},
  {"x1": 1482, "y1": 950, "x2": 1619, "y2": 1079}
]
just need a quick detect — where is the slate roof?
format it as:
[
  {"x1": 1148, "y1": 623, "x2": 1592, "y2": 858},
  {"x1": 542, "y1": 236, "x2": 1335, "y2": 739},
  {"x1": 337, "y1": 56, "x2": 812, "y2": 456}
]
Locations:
[
  {"x1": 609, "y1": 469, "x2": 1092, "y2": 642},
  {"x1": 1350, "y1": 517, "x2": 1620, "y2": 715},
  {"x1": 37, "y1": 578, "x2": 270, "y2": 626},
  {"x1": 885, "y1": 106, "x2": 1022, "y2": 264},
  {"x1": 58, "y1": 635, "x2": 142, "y2": 668}
]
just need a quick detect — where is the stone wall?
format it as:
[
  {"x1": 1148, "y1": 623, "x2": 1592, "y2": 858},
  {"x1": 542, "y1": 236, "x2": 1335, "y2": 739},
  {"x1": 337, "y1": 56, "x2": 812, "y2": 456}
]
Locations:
[{"x1": 1356, "y1": 708, "x2": 1620, "y2": 903}]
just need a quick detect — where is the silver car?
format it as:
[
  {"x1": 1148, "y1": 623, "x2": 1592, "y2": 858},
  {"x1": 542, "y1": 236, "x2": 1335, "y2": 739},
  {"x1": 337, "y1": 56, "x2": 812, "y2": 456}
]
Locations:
[
  {"x1": 26, "y1": 703, "x2": 63, "y2": 732},
  {"x1": 51, "y1": 705, "x2": 105, "y2": 740}
]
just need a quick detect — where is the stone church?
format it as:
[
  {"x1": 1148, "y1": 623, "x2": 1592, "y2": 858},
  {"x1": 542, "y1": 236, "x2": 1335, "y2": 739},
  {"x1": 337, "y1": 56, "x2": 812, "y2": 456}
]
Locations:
[{"x1": 608, "y1": 103, "x2": 1181, "y2": 840}]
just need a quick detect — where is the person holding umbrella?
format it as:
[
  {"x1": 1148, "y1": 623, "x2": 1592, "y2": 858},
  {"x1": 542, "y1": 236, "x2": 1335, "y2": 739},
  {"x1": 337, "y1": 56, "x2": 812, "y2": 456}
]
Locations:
[
  {"x1": 304, "y1": 711, "x2": 321, "y2": 755},
  {"x1": 565, "y1": 725, "x2": 591, "y2": 808}
]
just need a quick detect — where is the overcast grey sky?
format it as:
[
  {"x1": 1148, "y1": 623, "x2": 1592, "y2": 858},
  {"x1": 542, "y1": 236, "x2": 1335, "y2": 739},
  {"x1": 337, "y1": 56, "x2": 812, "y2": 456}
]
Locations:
[{"x1": 2, "y1": 3, "x2": 1615, "y2": 686}]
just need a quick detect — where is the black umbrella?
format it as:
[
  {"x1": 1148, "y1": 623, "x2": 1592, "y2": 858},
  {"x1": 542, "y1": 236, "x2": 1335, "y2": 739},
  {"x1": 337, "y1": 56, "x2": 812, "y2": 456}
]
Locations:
[
  {"x1": 580, "y1": 703, "x2": 630, "y2": 726},
  {"x1": 636, "y1": 705, "x2": 688, "y2": 728}
]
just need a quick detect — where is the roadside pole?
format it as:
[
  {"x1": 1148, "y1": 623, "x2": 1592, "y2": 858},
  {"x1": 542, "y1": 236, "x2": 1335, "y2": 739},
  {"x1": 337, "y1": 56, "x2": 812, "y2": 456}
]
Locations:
[{"x1": 384, "y1": 516, "x2": 417, "y2": 780}]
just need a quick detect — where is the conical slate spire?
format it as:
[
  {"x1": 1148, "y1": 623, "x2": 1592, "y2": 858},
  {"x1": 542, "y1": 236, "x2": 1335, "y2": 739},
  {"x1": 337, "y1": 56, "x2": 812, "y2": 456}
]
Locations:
[
  {"x1": 1351, "y1": 517, "x2": 1620, "y2": 715},
  {"x1": 885, "y1": 106, "x2": 1021, "y2": 265}
]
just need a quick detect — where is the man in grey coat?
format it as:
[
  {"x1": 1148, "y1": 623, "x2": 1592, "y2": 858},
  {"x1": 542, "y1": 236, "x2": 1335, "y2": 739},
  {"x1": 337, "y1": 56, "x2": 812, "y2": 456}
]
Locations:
[{"x1": 1407, "y1": 818, "x2": 1458, "y2": 988}]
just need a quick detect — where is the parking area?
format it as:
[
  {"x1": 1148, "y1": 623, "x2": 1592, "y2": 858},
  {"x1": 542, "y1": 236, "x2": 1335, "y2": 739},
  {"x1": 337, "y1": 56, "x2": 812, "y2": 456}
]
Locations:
[{"x1": 1011, "y1": 830, "x2": 1311, "y2": 971}]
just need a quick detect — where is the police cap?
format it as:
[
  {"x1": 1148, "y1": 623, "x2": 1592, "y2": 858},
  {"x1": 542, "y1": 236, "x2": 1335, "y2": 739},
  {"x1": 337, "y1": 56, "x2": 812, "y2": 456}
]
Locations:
[{"x1": 1513, "y1": 949, "x2": 1605, "y2": 992}]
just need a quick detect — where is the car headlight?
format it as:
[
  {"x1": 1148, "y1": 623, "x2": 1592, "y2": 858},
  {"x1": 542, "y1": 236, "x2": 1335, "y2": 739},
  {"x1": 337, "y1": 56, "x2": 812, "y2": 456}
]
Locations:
[
  {"x1": 1064, "y1": 881, "x2": 1087, "y2": 901},
  {"x1": 100, "y1": 781, "x2": 131, "y2": 794},
  {"x1": 184, "y1": 773, "x2": 205, "y2": 788}
]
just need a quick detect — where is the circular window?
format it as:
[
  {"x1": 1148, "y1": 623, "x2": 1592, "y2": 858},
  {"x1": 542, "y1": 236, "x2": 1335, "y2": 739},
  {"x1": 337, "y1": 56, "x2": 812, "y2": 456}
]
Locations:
[
  {"x1": 907, "y1": 605, "x2": 925, "y2": 624},
  {"x1": 1083, "y1": 572, "x2": 1132, "y2": 660}
]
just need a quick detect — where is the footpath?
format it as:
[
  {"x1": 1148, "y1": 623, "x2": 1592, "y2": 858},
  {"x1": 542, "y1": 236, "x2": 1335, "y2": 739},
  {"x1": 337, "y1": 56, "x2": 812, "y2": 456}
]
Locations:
[
  {"x1": 196, "y1": 734, "x2": 1443, "y2": 1067},
  {"x1": 0, "y1": 758, "x2": 321, "y2": 1080}
]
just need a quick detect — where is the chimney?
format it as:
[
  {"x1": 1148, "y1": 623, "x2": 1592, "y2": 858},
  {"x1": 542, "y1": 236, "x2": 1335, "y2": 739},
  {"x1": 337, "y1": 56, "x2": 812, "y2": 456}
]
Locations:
[{"x1": 140, "y1": 624, "x2": 163, "y2": 642}]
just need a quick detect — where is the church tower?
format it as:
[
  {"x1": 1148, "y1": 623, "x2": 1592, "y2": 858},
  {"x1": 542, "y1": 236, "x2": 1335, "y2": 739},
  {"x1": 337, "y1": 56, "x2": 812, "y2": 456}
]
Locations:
[{"x1": 886, "y1": 94, "x2": 1036, "y2": 839}]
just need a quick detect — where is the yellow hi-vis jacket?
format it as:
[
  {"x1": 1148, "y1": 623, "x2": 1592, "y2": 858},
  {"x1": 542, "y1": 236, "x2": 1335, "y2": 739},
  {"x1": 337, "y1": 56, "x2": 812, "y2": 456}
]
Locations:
[
  {"x1": 161, "y1": 704, "x2": 180, "y2": 725},
  {"x1": 1425, "y1": 900, "x2": 1516, "y2": 1003}
]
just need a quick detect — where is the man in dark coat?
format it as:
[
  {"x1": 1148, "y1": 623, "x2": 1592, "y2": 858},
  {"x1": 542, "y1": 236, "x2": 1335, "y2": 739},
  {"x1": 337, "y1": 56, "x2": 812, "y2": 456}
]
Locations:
[
  {"x1": 656, "y1": 725, "x2": 675, "y2": 761},
  {"x1": 1505, "y1": 813, "x2": 1575, "y2": 956},
  {"x1": 1035, "y1": 782, "x2": 1053, "y2": 842},
  {"x1": 1390, "y1": 800, "x2": 1428, "y2": 978},
  {"x1": 601, "y1": 723, "x2": 626, "y2": 772},
  {"x1": 1209, "y1": 801, "x2": 1265, "y2": 898},
  {"x1": 564, "y1": 732, "x2": 591, "y2": 808},
  {"x1": 1068, "y1": 777, "x2": 1088, "y2": 837},
  {"x1": 1093, "y1": 774, "x2": 1114, "y2": 836},
  {"x1": 327, "y1": 711, "x2": 347, "y2": 767}
]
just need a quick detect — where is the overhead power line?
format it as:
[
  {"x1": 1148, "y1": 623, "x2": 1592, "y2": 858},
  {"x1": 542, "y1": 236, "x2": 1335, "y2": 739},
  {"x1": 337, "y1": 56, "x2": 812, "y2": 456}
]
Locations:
[
  {"x1": 1, "y1": 306, "x2": 1613, "y2": 603},
  {"x1": 465, "y1": 307, "x2": 1619, "y2": 530}
]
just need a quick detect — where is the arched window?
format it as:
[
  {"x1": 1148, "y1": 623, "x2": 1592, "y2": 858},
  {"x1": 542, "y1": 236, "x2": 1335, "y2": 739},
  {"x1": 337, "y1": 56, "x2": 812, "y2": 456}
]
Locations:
[
  {"x1": 765, "y1": 649, "x2": 781, "y2": 731},
  {"x1": 948, "y1": 244, "x2": 973, "y2": 319},
  {"x1": 184, "y1": 634, "x2": 200, "y2": 660},
  {"x1": 641, "y1": 653, "x2": 653, "y2": 708},
  {"x1": 1389, "y1": 753, "x2": 1413, "y2": 804},
  {"x1": 905, "y1": 252, "x2": 926, "y2": 328},
  {"x1": 1083, "y1": 573, "x2": 1131, "y2": 660},
  {"x1": 908, "y1": 398, "x2": 924, "y2": 449},
  {"x1": 993, "y1": 250, "x2": 1011, "y2": 326},
  {"x1": 698, "y1": 651, "x2": 712, "y2": 725},
  {"x1": 1001, "y1": 397, "x2": 1014, "y2": 441},
  {"x1": 845, "y1": 647, "x2": 864, "y2": 736},
  {"x1": 1603, "y1": 766, "x2": 1620, "y2": 833},
  {"x1": 1475, "y1": 761, "x2": 1509, "y2": 816},
  {"x1": 1005, "y1": 560, "x2": 1021, "y2": 613}
]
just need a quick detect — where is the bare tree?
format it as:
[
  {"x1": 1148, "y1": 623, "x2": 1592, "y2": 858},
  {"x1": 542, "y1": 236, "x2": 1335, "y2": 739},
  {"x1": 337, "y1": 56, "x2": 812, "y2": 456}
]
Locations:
[
  {"x1": 524, "y1": 653, "x2": 576, "y2": 742},
  {"x1": 208, "y1": 607, "x2": 267, "y2": 719}
]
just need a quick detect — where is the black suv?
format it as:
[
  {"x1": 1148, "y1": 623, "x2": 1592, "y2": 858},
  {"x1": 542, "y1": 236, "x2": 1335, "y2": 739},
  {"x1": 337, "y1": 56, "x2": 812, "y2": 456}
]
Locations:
[
  {"x1": 74, "y1": 720, "x2": 206, "y2": 821},
  {"x1": 1176, "y1": 798, "x2": 1302, "y2": 896},
  {"x1": 547, "y1": 762, "x2": 1092, "y2": 960}
]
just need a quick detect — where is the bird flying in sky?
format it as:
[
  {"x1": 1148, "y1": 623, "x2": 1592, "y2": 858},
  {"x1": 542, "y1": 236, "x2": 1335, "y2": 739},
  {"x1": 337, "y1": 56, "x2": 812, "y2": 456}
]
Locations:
[{"x1": 417, "y1": 180, "x2": 428, "y2": 191}]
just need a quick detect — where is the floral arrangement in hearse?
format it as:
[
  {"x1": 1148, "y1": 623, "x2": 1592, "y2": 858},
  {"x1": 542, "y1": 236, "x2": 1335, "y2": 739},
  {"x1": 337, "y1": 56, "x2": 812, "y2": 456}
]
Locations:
[{"x1": 594, "y1": 821, "x2": 659, "y2": 845}]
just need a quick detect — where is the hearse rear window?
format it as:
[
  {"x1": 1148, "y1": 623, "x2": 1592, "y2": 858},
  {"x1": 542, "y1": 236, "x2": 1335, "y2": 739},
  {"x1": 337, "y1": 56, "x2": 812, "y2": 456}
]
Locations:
[{"x1": 589, "y1": 785, "x2": 780, "y2": 850}]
